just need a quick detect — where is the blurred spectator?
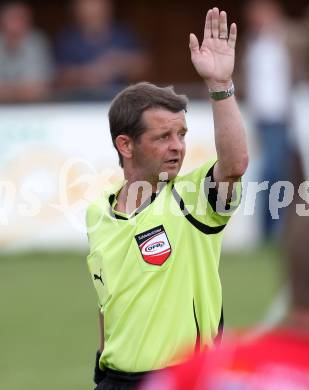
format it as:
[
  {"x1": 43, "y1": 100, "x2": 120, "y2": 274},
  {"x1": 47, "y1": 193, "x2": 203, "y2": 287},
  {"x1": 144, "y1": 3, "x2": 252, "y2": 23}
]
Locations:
[
  {"x1": 54, "y1": 0, "x2": 150, "y2": 101},
  {"x1": 243, "y1": 0, "x2": 293, "y2": 240},
  {"x1": 141, "y1": 190, "x2": 309, "y2": 390},
  {"x1": 286, "y1": 5, "x2": 309, "y2": 85},
  {"x1": 0, "y1": 2, "x2": 53, "y2": 103}
]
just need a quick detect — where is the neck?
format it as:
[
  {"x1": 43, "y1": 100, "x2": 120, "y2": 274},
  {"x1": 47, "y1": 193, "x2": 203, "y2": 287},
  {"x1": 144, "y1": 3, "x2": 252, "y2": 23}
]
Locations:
[
  {"x1": 117, "y1": 180, "x2": 155, "y2": 214},
  {"x1": 115, "y1": 172, "x2": 166, "y2": 214},
  {"x1": 123, "y1": 166, "x2": 162, "y2": 193}
]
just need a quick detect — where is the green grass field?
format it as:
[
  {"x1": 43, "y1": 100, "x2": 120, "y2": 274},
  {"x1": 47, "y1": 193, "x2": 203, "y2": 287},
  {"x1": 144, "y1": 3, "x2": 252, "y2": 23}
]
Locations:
[{"x1": 0, "y1": 245, "x2": 285, "y2": 390}]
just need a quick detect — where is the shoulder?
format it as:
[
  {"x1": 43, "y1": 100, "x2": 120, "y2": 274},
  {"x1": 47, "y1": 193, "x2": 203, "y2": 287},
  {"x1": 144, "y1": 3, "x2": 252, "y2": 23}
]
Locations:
[
  {"x1": 86, "y1": 182, "x2": 122, "y2": 225},
  {"x1": 86, "y1": 199, "x2": 104, "y2": 223},
  {"x1": 86, "y1": 197, "x2": 108, "y2": 251}
]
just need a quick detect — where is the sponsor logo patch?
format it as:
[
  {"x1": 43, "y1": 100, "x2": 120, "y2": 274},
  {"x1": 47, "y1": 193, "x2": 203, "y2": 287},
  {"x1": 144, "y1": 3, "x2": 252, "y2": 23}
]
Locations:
[{"x1": 135, "y1": 225, "x2": 172, "y2": 266}]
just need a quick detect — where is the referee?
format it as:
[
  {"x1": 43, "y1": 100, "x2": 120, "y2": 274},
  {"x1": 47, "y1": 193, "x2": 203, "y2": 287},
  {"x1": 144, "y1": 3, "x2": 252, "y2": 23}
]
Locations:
[{"x1": 86, "y1": 7, "x2": 248, "y2": 390}]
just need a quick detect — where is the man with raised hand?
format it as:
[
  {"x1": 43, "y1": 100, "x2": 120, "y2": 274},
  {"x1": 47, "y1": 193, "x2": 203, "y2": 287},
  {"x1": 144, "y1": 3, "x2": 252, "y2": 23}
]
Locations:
[{"x1": 86, "y1": 7, "x2": 248, "y2": 390}]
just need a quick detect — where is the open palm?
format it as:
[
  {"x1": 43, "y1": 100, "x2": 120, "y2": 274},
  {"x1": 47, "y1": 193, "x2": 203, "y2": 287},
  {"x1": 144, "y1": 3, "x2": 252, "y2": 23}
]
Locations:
[{"x1": 190, "y1": 8, "x2": 237, "y2": 85}]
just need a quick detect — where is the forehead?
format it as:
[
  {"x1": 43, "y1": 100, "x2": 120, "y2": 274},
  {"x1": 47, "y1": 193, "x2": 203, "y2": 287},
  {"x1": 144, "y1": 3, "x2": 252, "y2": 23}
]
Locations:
[{"x1": 141, "y1": 108, "x2": 187, "y2": 133}]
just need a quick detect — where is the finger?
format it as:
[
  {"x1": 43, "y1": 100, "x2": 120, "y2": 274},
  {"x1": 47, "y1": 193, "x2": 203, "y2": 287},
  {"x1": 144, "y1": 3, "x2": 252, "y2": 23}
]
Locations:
[
  {"x1": 219, "y1": 11, "x2": 228, "y2": 39},
  {"x1": 189, "y1": 33, "x2": 200, "y2": 55},
  {"x1": 211, "y1": 7, "x2": 219, "y2": 38},
  {"x1": 203, "y1": 9, "x2": 212, "y2": 40},
  {"x1": 228, "y1": 23, "x2": 237, "y2": 49}
]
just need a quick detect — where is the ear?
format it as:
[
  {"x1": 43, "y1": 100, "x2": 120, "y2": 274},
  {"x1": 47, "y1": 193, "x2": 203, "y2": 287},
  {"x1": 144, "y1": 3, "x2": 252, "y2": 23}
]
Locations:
[{"x1": 115, "y1": 135, "x2": 134, "y2": 161}]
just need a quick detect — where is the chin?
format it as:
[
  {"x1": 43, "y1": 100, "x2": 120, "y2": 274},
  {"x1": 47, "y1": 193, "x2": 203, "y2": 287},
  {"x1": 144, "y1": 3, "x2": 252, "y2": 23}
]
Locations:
[
  {"x1": 167, "y1": 171, "x2": 179, "y2": 179},
  {"x1": 162, "y1": 168, "x2": 181, "y2": 181}
]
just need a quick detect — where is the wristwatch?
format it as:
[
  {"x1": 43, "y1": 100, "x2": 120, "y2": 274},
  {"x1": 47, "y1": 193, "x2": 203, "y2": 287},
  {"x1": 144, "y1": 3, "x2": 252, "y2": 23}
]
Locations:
[{"x1": 209, "y1": 82, "x2": 234, "y2": 101}]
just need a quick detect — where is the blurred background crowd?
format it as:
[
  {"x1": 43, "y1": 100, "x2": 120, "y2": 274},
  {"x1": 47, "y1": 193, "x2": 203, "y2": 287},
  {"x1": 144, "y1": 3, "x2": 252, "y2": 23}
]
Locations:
[{"x1": 0, "y1": 0, "x2": 308, "y2": 103}]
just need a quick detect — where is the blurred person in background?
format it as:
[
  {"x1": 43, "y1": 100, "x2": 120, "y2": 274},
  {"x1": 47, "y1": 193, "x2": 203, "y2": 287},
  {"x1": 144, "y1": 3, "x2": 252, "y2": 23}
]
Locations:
[
  {"x1": 0, "y1": 1, "x2": 53, "y2": 102},
  {"x1": 54, "y1": 0, "x2": 150, "y2": 101},
  {"x1": 286, "y1": 5, "x2": 309, "y2": 85},
  {"x1": 243, "y1": 0, "x2": 293, "y2": 241},
  {"x1": 141, "y1": 189, "x2": 309, "y2": 390}
]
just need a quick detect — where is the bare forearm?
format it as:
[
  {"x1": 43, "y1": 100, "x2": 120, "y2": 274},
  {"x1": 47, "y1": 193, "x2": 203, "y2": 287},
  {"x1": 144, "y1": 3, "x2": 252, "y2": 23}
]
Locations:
[
  {"x1": 209, "y1": 87, "x2": 249, "y2": 181},
  {"x1": 190, "y1": 8, "x2": 249, "y2": 181}
]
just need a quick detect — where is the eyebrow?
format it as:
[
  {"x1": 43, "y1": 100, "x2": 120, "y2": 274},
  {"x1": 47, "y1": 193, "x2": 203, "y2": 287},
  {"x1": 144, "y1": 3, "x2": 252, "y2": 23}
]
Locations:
[{"x1": 158, "y1": 127, "x2": 188, "y2": 135}]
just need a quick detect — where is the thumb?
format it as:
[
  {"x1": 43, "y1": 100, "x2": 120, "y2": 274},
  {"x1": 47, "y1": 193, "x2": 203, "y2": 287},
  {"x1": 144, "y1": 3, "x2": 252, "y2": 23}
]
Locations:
[{"x1": 189, "y1": 33, "x2": 199, "y2": 55}]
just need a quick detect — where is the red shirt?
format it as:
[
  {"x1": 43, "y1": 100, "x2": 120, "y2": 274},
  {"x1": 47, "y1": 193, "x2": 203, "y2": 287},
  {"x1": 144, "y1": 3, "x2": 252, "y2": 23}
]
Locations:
[{"x1": 141, "y1": 330, "x2": 309, "y2": 390}]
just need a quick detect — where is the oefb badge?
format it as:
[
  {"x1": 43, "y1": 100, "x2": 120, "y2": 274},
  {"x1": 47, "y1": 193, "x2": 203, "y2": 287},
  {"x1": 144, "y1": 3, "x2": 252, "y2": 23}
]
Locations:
[{"x1": 135, "y1": 225, "x2": 172, "y2": 266}]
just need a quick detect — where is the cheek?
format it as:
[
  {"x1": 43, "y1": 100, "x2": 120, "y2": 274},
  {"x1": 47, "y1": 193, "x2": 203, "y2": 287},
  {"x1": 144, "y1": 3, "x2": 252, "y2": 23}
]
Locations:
[
  {"x1": 145, "y1": 148, "x2": 164, "y2": 166},
  {"x1": 181, "y1": 144, "x2": 186, "y2": 157},
  {"x1": 153, "y1": 145, "x2": 169, "y2": 159}
]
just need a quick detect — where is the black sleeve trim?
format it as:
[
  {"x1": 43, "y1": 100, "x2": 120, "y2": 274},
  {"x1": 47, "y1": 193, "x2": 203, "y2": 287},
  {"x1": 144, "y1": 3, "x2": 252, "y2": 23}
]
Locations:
[
  {"x1": 94, "y1": 350, "x2": 106, "y2": 384},
  {"x1": 205, "y1": 164, "x2": 219, "y2": 212},
  {"x1": 205, "y1": 165, "x2": 232, "y2": 213},
  {"x1": 172, "y1": 185, "x2": 226, "y2": 235}
]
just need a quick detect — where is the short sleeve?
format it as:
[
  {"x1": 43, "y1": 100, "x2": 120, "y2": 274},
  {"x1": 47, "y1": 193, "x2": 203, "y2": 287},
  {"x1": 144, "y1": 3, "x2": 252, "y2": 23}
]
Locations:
[
  {"x1": 87, "y1": 251, "x2": 111, "y2": 311},
  {"x1": 174, "y1": 159, "x2": 242, "y2": 227}
]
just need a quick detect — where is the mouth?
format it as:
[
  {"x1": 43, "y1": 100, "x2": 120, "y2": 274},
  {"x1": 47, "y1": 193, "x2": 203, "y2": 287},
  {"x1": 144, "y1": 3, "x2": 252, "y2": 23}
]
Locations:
[{"x1": 164, "y1": 158, "x2": 180, "y2": 165}]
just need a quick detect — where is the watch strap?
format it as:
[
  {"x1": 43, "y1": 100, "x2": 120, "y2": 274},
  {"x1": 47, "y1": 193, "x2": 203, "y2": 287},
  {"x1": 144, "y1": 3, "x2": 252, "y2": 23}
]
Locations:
[{"x1": 209, "y1": 83, "x2": 234, "y2": 101}]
